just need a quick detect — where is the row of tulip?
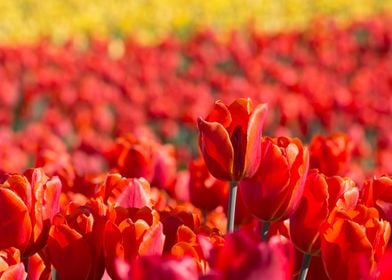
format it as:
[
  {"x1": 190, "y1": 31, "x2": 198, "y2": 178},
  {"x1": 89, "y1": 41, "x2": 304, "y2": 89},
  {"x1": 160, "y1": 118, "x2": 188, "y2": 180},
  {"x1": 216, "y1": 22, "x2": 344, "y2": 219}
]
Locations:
[{"x1": 0, "y1": 16, "x2": 392, "y2": 279}]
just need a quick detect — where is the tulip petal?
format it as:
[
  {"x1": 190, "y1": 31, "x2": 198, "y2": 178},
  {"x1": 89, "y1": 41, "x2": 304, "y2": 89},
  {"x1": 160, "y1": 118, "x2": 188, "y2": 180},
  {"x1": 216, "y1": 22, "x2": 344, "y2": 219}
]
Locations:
[
  {"x1": 243, "y1": 103, "x2": 268, "y2": 178},
  {"x1": 205, "y1": 100, "x2": 232, "y2": 128},
  {"x1": 1, "y1": 263, "x2": 27, "y2": 280},
  {"x1": 139, "y1": 223, "x2": 165, "y2": 256},
  {"x1": 116, "y1": 178, "x2": 152, "y2": 209},
  {"x1": 197, "y1": 117, "x2": 234, "y2": 181},
  {"x1": 0, "y1": 188, "x2": 32, "y2": 250},
  {"x1": 47, "y1": 224, "x2": 92, "y2": 279},
  {"x1": 227, "y1": 98, "x2": 251, "y2": 135}
]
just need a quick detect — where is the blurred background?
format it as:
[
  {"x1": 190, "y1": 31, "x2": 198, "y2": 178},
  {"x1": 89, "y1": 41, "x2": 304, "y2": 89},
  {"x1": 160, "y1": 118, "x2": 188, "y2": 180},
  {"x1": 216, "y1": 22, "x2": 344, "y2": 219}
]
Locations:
[
  {"x1": 0, "y1": 0, "x2": 391, "y2": 43},
  {"x1": 0, "y1": 0, "x2": 391, "y2": 181}
]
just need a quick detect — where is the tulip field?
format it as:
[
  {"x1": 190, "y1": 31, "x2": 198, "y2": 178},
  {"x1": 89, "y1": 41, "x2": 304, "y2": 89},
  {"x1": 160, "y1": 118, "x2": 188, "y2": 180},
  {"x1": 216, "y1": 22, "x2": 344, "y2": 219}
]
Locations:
[{"x1": 1, "y1": 1, "x2": 392, "y2": 280}]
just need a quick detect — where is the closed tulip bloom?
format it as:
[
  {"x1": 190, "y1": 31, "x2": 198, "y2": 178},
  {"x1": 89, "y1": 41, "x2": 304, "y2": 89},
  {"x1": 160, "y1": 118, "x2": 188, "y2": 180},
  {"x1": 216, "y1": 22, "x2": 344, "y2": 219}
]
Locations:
[
  {"x1": 197, "y1": 98, "x2": 268, "y2": 181},
  {"x1": 239, "y1": 136, "x2": 309, "y2": 221}
]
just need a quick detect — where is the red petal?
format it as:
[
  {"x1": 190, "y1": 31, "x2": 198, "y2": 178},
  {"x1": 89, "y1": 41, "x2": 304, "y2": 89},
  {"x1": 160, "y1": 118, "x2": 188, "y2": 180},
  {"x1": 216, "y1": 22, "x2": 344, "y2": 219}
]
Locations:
[
  {"x1": 0, "y1": 188, "x2": 32, "y2": 250},
  {"x1": 243, "y1": 103, "x2": 268, "y2": 178},
  {"x1": 197, "y1": 118, "x2": 234, "y2": 181},
  {"x1": 227, "y1": 98, "x2": 251, "y2": 135},
  {"x1": 116, "y1": 178, "x2": 152, "y2": 209},
  {"x1": 205, "y1": 100, "x2": 232, "y2": 128},
  {"x1": 1, "y1": 263, "x2": 27, "y2": 279},
  {"x1": 139, "y1": 223, "x2": 165, "y2": 256},
  {"x1": 47, "y1": 224, "x2": 92, "y2": 279}
]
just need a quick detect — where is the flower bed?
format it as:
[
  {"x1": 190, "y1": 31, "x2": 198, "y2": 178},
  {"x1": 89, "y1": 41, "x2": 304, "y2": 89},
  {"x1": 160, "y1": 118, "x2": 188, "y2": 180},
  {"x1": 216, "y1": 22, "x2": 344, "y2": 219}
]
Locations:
[{"x1": 0, "y1": 16, "x2": 392, "y2": 279}]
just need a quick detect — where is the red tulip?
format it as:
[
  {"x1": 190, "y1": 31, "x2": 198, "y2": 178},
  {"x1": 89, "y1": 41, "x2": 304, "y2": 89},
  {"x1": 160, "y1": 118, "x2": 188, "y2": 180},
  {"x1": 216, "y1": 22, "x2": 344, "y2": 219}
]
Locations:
[
  {"x1": 159, "y1": 205, "x2": 201, "y2": 253},
  {"x1": 197, "y1": 98, "x2": 267, "y2": 181},
  {"x1": 360, "y1": 175, "x2": 392, "y2": 224},
  {"x1": 239, "y1": 136, "x2": 309, "y2": 221},
  {"x1": 100, "y1": 173, "x2": 153, "y2": 209},
  {"x1": 321, "y1": 204, "x2": 391, "y2": 279},
  {"x1": 115, "y1": 255, "x2": 198, "y2": 280},
  {"x1": 210, "y1": 229, "x2": 294, "y2": 280},
  {"x1": 103, "y1": 207, "x2": 165, "y2": 280},
  {"x1": 0, "y1": 168, "x2": 61, "y2": 255},
  {"x1": 47, "y1": 199, "x2": 108, "y2": 280},
  {"x1": 47, "y1": 220, "x2": 93, "y2": 279},
  {"x1": 106, "y1": 134, "x2": 157, "y2": 181},
  {"x1": 309, "y1": 133, "x2": 353, "y2": 176},
  {"x1": 188, "y1": 158, "x2": 229, "y2": 211},
  {"x1": 170, "y1": 225, "x2": 209, "y2": 273},
  {"x1": 290, "y1": 171, "x2": 358, "y2": 255}
]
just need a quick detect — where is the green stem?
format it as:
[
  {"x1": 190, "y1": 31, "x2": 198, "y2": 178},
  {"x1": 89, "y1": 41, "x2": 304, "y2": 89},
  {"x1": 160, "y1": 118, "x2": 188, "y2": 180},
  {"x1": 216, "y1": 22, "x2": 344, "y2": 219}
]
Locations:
[
  {"x1": 261, "y1": 220, "x2": 270, "y2": 241},
  {"x1": 226, "y1": 181, "x2": 238, "y2": 233},
  {"x1": 298, "y1": 253, "x2": 312, "y2": 280}
]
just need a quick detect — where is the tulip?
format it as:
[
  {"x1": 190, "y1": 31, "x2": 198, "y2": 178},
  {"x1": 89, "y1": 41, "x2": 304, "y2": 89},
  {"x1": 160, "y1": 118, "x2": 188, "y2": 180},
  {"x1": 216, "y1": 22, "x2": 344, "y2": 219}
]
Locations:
[
  {"x1": 114, "y1": 255, "x2": 198, "y2": 280},
  {"x1": 100, "y1": 173, "x2": 153, "y2": 209},
  {"x1": 106, "y1": 134, "x2": 157, "y2": 181},
  {"x1": 360, "y1": 175, "x2": 392, "y2": 224},
  {"x1": 210, "y1": 229, "x2": 294, "y2": 280},
  {"x1": 290, "y1": 173, "x2": 358, "y2": 279},
  {"x1": 197, "y1": 98, "x2": 267, "y2": 182},
  {"x1": 188, "y1": 158, "x2": 229, "y2": 212},
  {"x1": 239, "y1": 136, "x2": 309, "y2": 222},
  {"x1": 321, "y1": 204, "x2": 391, "y2": 279},
  {"x1": 103, "y1": 206, "x2": 165, "y2": 279},
  {"x1": 290, "y1": 171, "x2": 358, "y2": 255},
  {"x1": 309, "y1": 133, "x2": 353, "y2": 176},
  {"x1": 0, "y1": 168, "x2": 61, "y2": 256},
  {"x1": 197, "y1": 98, "x2": 267, "y2": 233},
  {"x1": 47, "y1": 199, "x2": 107, "y2": 280}
]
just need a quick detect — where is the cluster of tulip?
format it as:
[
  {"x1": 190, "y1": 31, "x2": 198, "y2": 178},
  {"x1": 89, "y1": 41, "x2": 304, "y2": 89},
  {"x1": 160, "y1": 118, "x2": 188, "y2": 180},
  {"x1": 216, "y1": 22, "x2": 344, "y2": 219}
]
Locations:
[{"x1": 0, "y1": 17, "x2": 392, "y2": 279}]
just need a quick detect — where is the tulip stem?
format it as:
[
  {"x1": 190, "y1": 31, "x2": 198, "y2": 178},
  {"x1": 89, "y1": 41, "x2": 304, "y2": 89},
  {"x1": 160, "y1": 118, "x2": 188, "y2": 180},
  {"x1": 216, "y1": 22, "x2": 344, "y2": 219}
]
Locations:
[
  {"x1": 227, "y1": 181, "x2": 238, "y2": 233},
  {"x1": 261, "y1": 220, "x2": 270, "y2": 241},
  {"x1": 299, "y1": 253, "x2": 312, "y2": 280}
]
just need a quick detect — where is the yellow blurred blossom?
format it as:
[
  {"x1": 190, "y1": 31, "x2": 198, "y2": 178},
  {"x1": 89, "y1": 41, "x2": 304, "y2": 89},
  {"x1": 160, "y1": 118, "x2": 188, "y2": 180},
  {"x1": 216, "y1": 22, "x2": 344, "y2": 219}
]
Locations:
[{"x1": 0, "y1": 0, "x2": 391, "y2": 44}]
